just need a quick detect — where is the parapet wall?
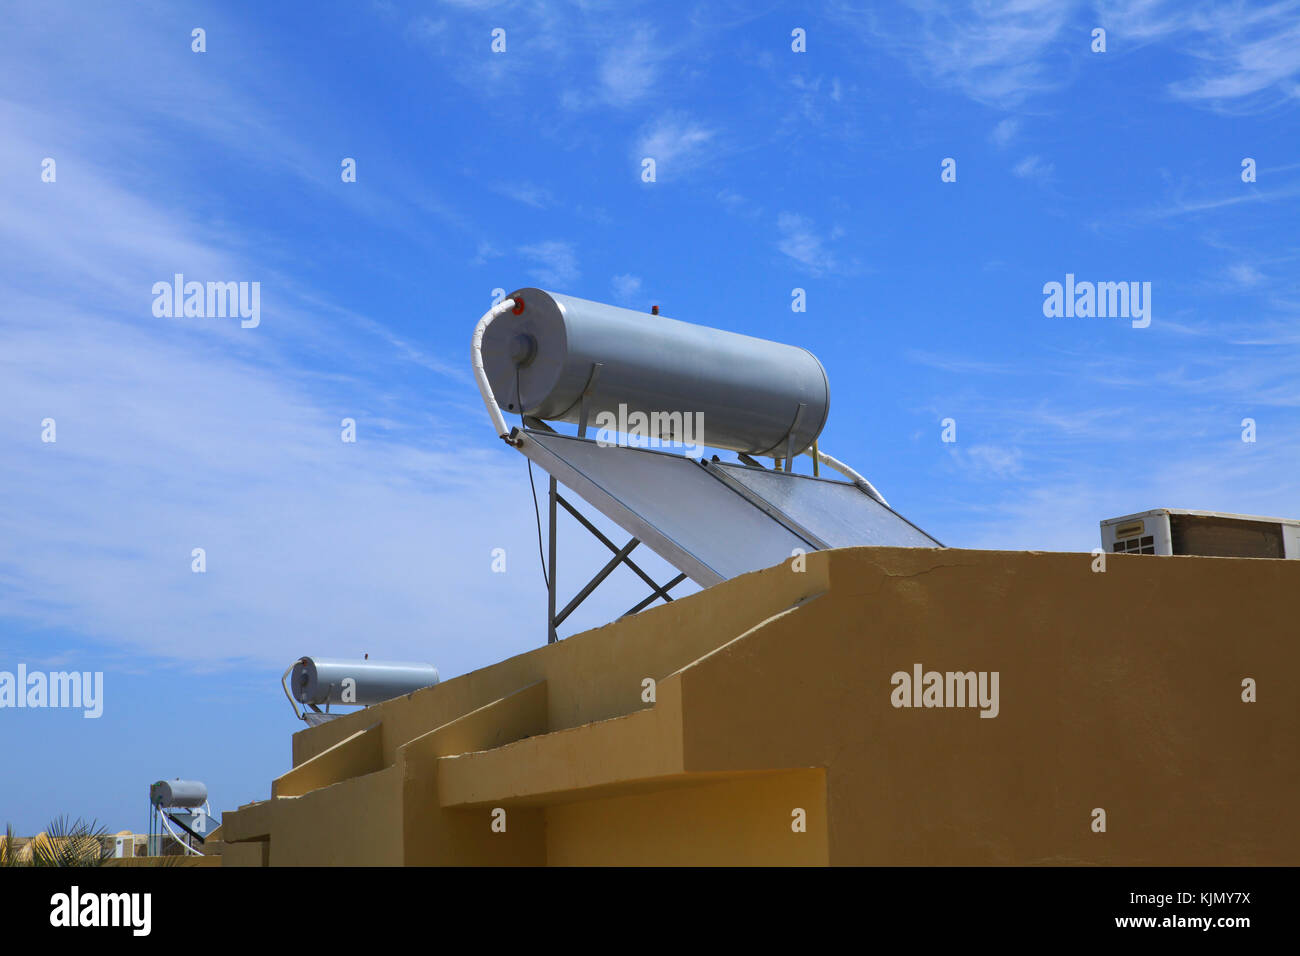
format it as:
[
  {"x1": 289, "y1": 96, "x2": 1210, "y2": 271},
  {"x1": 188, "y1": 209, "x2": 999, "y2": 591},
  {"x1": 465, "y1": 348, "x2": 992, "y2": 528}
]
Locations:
[{"x1": 217, "y1": 547, "x2": 1298, "y2": 865}]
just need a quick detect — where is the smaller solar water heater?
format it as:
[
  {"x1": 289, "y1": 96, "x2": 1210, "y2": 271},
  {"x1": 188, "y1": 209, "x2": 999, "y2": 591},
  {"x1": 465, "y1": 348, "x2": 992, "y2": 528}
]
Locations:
[{"x1": 280, "y1": 657, "x2": 441, "y2": 724}]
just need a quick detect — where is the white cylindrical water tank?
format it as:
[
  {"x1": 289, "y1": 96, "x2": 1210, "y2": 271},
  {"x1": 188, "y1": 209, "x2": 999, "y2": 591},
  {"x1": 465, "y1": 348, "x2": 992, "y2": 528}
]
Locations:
[
  {"x1": 150, "y1": 779, "x2": 208, "y2": 809},
  {"x1": 290, "y1": 657, "x2": 440, "y2": 707},
  {"x1": 481, "y1": 289, "x2": 831, "y2": 457}
]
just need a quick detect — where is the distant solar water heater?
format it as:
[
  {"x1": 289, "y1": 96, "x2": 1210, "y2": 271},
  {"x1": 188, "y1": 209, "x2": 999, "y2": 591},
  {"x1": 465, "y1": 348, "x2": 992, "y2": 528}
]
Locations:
[
  {"x1": 471, "y1": 288, "x2": 942, "y2": 642},
  {"x1": 280, "y1": 657, "x2": 442, "y2": 724},
  {"x1": 148, "y1": 779, "x2": 214, "y2": 857}
]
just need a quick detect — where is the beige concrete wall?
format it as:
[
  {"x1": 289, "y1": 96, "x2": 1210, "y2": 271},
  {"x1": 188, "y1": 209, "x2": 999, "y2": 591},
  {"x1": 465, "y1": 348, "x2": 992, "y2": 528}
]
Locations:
[
  {"x1": 220, "y1": 840, "x2": 268, "y2": 867},
  {"x1": 268, "y1": 768, "x2": 404, "y2": 866},
  {"x1": 675, "y1": 547, "x2": 1300, "y2": 864},
  {"x1": 216, "y1": 547, "x2": 1299, "y2": 866},
  {"x1": 545, "y1": 770, "x2": 828, "y2": 866},
  {"x1": 398, "y1": 682, "x2": 549, "y2": 865},
  {"x1": 290, "y1": 556, "x2": 830, "y2": 768},
  {"x1": 274, "y1": 723, "x2": 383, "y2": 798}
]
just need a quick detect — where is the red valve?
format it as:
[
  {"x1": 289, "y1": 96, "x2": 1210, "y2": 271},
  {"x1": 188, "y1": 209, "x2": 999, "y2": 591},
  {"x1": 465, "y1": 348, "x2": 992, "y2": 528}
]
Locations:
[{"x1": 511, "y1": 296, "x2": 525, "y2": 315}]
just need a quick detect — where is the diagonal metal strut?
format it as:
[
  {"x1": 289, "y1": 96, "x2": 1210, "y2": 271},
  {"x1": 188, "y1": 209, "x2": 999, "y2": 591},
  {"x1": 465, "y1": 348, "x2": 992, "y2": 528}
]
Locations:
[{"x1": 547, "y1": 488, "x2": 685, "y2": 643}]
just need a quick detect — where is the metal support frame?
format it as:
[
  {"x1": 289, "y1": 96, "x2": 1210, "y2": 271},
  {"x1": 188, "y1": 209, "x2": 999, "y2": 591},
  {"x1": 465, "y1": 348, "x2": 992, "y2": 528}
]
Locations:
[
  {"x1": 148, "y1": 801, "x2": 207, "y2": 857},
  {"x1": 546, "y1": 480, "x2": 686, "y2": 644},
  {"x1": 548, "y1": 476, "x2": 557, "y2": 643}
]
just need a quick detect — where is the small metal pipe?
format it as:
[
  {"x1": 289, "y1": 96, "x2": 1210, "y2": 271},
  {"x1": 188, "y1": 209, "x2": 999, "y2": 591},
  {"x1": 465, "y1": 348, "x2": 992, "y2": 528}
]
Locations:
[
  {"x1": 802, "y1": 445, "x2": 888, "y2": 505},
  {"x1": 547, "y1": 476, "x2": 558, "y2": 644}
]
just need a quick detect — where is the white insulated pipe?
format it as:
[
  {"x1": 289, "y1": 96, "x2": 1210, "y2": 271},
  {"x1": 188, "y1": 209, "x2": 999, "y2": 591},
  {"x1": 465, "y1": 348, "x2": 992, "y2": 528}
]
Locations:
[
  {"x1": 471, "y1": 296, "x2": 518, "y2": 442},
  {"x1": 804, "y1": 446, "x2": 888, "y2": 506}
]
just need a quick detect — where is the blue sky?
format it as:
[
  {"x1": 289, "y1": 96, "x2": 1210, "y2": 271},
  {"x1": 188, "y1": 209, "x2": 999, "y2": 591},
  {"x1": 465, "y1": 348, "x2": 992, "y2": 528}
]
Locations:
[{"x1": 1, "y1": 0, "x2": 1297, "y2": 834}]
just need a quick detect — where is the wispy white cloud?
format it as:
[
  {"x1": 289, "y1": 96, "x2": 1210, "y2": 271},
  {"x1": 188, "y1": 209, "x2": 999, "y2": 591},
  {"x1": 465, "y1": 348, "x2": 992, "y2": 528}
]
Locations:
[
  {"x1": 907, "y1": 351, "x2": 1020, "y2": 375},
  {"x1": 951, "y1": 444, "x2": 1025, "y2": 479},
  {"x1": 949, "y1": 436, "x2": 1300, "y2": 552},
  {"x1": 494, "y1": 181, "x2": 554, "y2": 208},
  {"x1": 990, "y1": 117, "x2": 1020, "y2": 148},
  {"x1": 838, "y1": 0, "x2": 1076, "y2": 108},
  {"x1": 0, "y1": 6, "x2": 673, "y2": 679},
  {"x1": 845, "y1": 0, "x2": 1300, "y2": 113},
  {"x1": 407, "y1": 16, "x2": 447, "y2": 41},
  {"x1": 633, "y1": 113, "x2": 716, "y2": 178},
  {"x1": 788, "y1": 74, "x2": 848, "y2": 123},
  {"x1": 518, "y1": 239, "x2": 579, "y2": 286},
  {"x1": 1099, "y1": 0, "x2": 1300, "y2": 112},
  {"x1": 717, "y1": 189, "x2": 762, "y2": 219},
  {"x1": 1140, "y1": 183, "x2": 1300, "y2": 219},
  {"x1": 0, "y1": 107, "x2": 569, "y2": 675},
  {"x1": 596, "y1": 23, "x2": 662, "y2": 106},
  {"x1": 920, "y1": 375, "x2": 1300, "y2": 552},
  {"x1": 471, "y1": 240, "x2": 503, "y2": 265},
  {"x1": 404, "y1": 6, "x2": 674, "y2": 111},
  {"x1": 1226, "y1": 262, "x2": 1265, "y2": 286},
  {"x1": 776, "y1": 213, "x2": 843, "y2": 275},
  {"x1": 611, "y1": 273, "x2": 643, "y2": 304},
  {"x1": 1012, "y1": 154, "x2": 1055, "y2": 180}
]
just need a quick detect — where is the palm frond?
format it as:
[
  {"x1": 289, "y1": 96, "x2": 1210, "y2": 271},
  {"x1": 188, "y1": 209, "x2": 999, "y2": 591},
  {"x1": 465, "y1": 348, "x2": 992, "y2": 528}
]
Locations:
[
  {"x1": 31, "y1": 815, "x2": 112, "y2": 867},
  {"x1": 0, "y1": 823, "x2": 17, "y2": 867}
]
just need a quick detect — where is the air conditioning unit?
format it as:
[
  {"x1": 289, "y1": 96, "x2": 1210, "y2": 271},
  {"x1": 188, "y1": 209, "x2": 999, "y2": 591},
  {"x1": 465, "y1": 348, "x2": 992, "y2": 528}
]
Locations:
[
  {"x1": 113, "y1": 835, "x2": 134, "y2": 859},
  {"x1": 1100, "y1": 509, "x2": 1300, "y2": 559}
]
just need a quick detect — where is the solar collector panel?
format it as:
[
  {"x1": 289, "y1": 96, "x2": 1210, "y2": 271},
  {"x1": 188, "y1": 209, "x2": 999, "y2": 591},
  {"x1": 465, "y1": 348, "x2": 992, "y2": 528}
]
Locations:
[
  {"x1": 710, "y1": 462, "x2": 942, "y2": 550},
  {"x1": 518, "y1": 431, "x2": 816, "y2": 585},
  {"x1": 516, "y1": 430, "x2": 941, "y2": 589}
]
